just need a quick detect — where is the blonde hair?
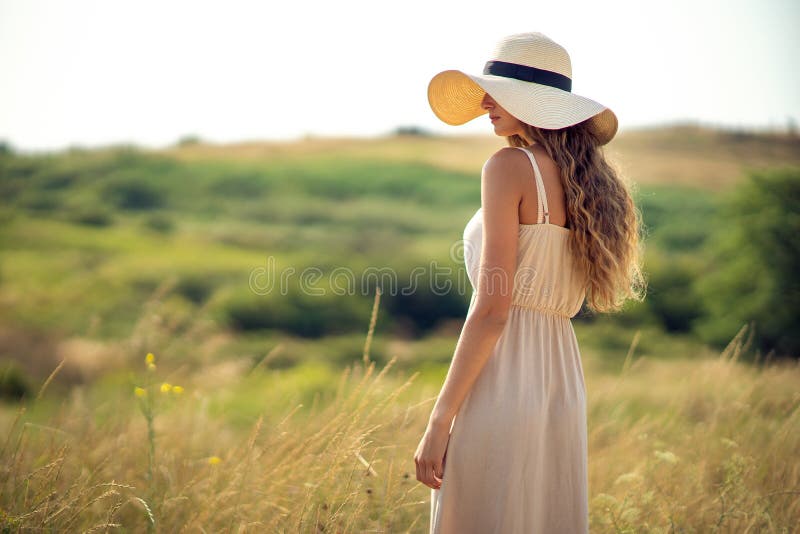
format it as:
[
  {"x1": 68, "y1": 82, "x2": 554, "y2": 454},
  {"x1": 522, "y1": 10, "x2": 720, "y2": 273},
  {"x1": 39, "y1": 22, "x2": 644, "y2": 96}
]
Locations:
[{"x1": 508, "y1": 120, "x2": 647, "y2": 313}]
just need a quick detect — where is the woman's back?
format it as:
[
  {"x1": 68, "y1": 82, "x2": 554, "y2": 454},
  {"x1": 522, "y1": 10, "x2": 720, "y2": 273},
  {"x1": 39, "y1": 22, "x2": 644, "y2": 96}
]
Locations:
[
  {"x1": 431, "y1": 146, "x2": 590, "y2": 533},
  {"x1": 464, "y1": 146, "x2": 588, "y2": 315},
  {"x1": 516, "y1": 144, "x2": 569, "y2": 228}
]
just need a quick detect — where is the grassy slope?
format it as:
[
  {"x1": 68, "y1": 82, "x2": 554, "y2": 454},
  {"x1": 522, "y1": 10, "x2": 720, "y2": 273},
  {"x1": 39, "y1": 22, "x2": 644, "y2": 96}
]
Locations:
[
  {"x1": 1, "y1": 125, "x2": 798, "y2": 531},
  {"x1": 2, "y1": 125, "x2": 798, "y2": 380},
  {"x1": 164, "y1": 124, "x2": 800, "y2": 190},
  {"x1": 1, "y1": 309, "x2": 797, "y2": 532}
]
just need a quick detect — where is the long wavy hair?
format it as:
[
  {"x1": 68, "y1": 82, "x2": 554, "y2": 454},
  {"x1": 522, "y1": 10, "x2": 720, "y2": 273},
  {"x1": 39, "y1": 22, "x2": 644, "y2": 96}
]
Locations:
[{"x1": 507, "y1": 119, "x2": 647, "y2": 313}]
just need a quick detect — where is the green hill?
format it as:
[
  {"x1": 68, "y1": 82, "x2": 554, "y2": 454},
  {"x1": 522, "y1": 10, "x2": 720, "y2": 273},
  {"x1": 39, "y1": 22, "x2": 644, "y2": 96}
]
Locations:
[
  {"x1": 0, "y1": 125, "x2": 797, "y2": 387},
  {"x1": 1, "y1": 125, "x2": 798, "y2": 532}
]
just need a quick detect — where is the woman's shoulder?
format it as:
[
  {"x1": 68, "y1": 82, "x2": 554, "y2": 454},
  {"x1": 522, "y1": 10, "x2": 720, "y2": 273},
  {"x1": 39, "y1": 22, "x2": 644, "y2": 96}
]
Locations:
[
  {"x1": 487, "y1": 143, "x2": 560, "y2": 176},
  {"x1": 481, "y1": 146, "x2": 531, "y2": 177}
]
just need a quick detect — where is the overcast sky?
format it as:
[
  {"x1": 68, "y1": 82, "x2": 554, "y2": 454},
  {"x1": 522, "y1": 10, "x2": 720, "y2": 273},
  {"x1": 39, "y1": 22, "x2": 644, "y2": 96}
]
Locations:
[{"x1": 1, "y1": 0, "x2": 798, "y2": 151}]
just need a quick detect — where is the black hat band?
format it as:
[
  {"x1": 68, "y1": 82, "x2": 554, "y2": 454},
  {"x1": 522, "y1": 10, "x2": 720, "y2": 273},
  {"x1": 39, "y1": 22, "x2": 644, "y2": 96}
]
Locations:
[{"x1": 483, "y1": 60, "x2": 572, "y2": 92}]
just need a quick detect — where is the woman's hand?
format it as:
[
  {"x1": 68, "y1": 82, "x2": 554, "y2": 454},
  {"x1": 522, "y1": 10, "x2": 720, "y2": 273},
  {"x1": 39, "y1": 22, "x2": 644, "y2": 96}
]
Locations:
[{"x1": 414, "y1": 421, "x2": 451, "y2": 490}]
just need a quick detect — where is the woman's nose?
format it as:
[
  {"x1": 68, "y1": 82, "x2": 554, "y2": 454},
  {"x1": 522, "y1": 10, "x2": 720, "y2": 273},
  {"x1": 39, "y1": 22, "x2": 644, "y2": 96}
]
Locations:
[{"x1": 481, "y1": 93, "x2": 494, "y2": 110}]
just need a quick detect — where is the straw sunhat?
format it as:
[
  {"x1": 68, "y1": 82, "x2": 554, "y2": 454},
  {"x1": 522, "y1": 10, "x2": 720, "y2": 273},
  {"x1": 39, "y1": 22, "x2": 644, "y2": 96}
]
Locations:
[{"x1": 428, "y1": 32, "x2": 618, "y2": 145}]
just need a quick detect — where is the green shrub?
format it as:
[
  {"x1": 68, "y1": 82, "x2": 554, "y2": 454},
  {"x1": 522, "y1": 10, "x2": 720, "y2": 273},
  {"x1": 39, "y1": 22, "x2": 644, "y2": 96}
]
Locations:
[
  {"x1": 70, "y1": 208, "x2": 114, "y2": 227},
  {"x1": 0, "y1": 360, "x2": 32, "y2": 401},
  {"x1": 19, "y1": 192, "x2": 61, "y2": 211},
  {"x1": 38, "y1": 168, "x2": 79, "y2": 190},
  {"x1": 103, "y1": 179, "x2": 166, "y2": 210},
  {"x1": 142, "y1": 213, "x2": 175, "y2": 233},
  {"x1": 176, "y1": 134, "x2": 202, "y2": 146},
  {"x1": 636, "y1": 185, "x2": 718, "y2": 253},
  {"x1": 176, "y1": 274, "x2": 217, "y2": 304},
  {"x1": 209, "y1": 173, "x2": 271, "y2": 198},
  {"x1": 377, "y1": 268, "x2": 469, "y2": 336},
  {"x1": 694, "y1": 167, "x2": 800, "y2": 358},
  {"x1": 225, "y1": 290, "x2": 374, "y2": 338},
  {"x1": 645, "y1": 253, "x2": 705, "y2": 333}
]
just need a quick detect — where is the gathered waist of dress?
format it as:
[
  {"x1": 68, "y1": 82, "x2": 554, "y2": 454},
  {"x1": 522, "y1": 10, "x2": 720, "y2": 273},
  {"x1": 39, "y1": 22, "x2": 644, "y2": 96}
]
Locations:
[{"x1": 510, "y1": 301, "x2": 573, "y2": 319}]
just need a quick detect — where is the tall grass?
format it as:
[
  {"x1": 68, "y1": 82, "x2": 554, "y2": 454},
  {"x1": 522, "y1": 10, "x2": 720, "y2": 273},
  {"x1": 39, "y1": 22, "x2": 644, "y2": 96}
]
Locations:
[{"x1": 1, "y1": 284, "x2": 798, "y2": 531}]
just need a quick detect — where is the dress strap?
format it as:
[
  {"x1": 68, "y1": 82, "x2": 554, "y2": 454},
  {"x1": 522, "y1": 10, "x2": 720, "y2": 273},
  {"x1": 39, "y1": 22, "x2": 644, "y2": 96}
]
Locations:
[{"x1": 514, "y1": 147, "x2": 550, "y2": 224}]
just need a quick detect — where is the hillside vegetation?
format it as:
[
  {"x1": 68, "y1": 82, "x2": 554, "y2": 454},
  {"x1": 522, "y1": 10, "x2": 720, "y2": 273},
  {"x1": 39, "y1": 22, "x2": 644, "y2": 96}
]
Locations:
[
  {"x1": 0, "y1": 125, "x2": 798, "y2": 531},
  {"x1": 166, "y1": 124, "x2": 800, "y2": 190}
]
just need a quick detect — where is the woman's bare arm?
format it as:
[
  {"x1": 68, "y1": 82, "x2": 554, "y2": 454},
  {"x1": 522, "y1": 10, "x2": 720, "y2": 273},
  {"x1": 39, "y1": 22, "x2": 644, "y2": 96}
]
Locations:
[{"x1": 426, "y1": 147, "x2": 526, "y2": 430}]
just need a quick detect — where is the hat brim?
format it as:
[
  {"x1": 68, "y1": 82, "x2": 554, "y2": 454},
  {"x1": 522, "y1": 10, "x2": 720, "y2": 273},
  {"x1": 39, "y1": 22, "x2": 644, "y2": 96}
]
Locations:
[{"x1": 428, "y1": 69, "x2": 618, "y2": 145}]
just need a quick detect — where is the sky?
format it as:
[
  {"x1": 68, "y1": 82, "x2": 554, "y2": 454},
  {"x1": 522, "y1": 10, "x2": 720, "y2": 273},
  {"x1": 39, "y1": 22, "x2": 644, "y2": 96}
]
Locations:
[{"x1": 1, "y1": 0, "x2": 798, "y2": 151}]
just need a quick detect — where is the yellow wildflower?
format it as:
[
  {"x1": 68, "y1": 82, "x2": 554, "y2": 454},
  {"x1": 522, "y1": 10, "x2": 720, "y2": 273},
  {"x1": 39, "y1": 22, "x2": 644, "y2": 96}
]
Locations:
[
  {"x1": 147, "y1": 362, "x2": 156, "y2": 371},
  {"x1": 172, "y1": 385, "x2": 184, "y2": 395},
  {"x1": 208, "y1": 456, "x2": 222, "y2": 465},
  {"x1": 134, "y1": 387, "x2": 147, "y2": 398},
  {"x1": 160, "y1": 382, "x2": 172, "y2": 393},
  {"x1": 145, "y1": 353, "x2": 155, "y2": 364}
]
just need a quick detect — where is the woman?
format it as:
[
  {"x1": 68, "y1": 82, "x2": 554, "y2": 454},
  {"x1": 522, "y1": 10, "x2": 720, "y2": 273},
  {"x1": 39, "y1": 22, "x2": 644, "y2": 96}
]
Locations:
[{"x1": 415, "y1": 33, "x2": 646, "y2": 533}]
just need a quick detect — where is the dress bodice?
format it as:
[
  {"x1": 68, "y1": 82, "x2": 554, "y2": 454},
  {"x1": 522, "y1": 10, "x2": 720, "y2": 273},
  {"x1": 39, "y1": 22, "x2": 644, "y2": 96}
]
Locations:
[{"x1": 462, "y1": 147, "x2": 588, "y2": 319}]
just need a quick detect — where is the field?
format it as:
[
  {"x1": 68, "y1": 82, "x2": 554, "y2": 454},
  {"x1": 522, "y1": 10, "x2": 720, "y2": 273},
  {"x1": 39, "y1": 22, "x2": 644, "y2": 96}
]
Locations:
[{"x1": 1, "y1": 124, "x2": 799, "y2": 531}]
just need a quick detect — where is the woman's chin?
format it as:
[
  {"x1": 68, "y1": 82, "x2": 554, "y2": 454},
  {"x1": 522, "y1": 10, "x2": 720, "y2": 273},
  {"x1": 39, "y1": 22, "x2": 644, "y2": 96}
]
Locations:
[{"x1": 492, "y1": 125, "x2": 512, "y2": 137}]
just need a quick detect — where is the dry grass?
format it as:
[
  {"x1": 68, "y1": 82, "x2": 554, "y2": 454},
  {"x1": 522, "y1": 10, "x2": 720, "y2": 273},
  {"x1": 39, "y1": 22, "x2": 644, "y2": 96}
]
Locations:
[
  {"x1": 1, "y1": 290, "x2": 799, "y2": 532},
  {"x1": 1, "y1": 288, "x2": 428, "y2": 532},
  {"x1": 586, "y1": 325, "x2": 800, "y2": 531},
  {"x1": 161, "y1": 125, "x2": 800, "y2": 191},
  {"x1": 163, "y1": 133, "x2": 508, "y2": 178}
]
